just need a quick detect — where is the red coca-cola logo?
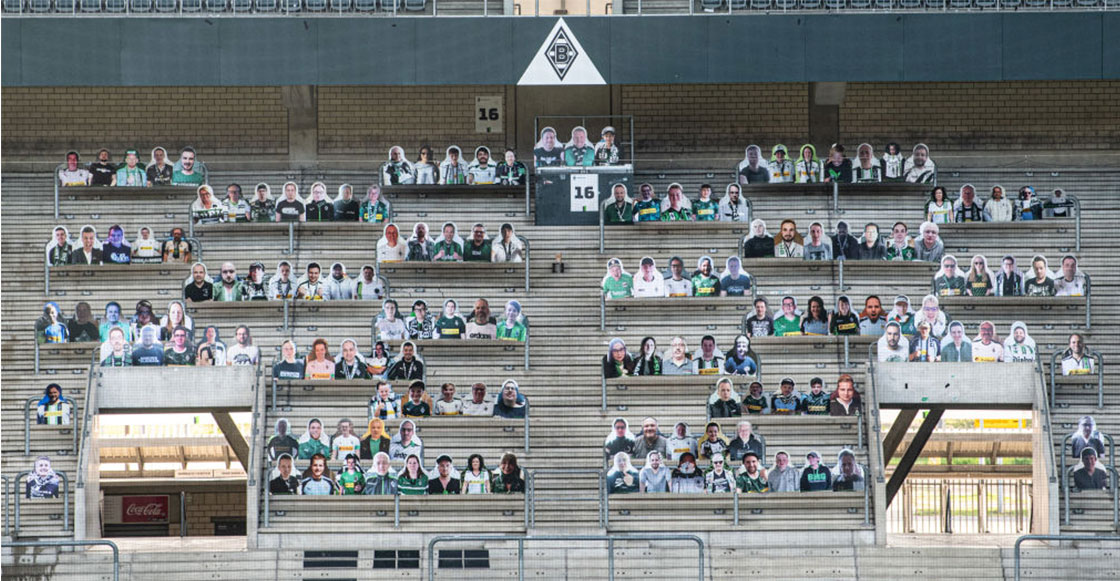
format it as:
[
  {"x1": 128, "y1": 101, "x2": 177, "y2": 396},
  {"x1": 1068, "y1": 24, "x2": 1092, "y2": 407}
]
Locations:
[{"x1": 121, "y1": 495, "x2": 169, "y2": 523}]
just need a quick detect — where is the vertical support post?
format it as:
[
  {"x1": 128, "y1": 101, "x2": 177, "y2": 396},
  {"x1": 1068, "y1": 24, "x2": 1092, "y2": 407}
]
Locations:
[
  {"x1": 832, "y1": 180, "x2": 839, "y2": 213},
  {"x1": 607, "y1": 537, "x2": 615, "y2": 581},
  {"x1": 180, "y1": 491, "x2": 186, "y2": 537},
  {"x1": 517, "y1": 537, "x2": 525, "y2": 581},
  {"x1": 394, "y1": 492, "x2": 401, "y2": 528},
  {"x1": 733, "y1": 489, "x2": 739, "y2": 526},
  {"x1": 288, "y1": 223, "x2": 295, "y2": 255}
]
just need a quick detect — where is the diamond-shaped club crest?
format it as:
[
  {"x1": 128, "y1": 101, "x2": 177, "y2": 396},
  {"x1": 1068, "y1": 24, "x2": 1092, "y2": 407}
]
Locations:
[{"x1": 545, "y1": 27, "x2": 579, "y2": 81}]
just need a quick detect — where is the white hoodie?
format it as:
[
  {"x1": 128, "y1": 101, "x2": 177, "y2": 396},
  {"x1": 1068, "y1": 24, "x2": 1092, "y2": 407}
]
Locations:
[{"x1": 325, "y1": 262, "x2": 355, "y2": 300}]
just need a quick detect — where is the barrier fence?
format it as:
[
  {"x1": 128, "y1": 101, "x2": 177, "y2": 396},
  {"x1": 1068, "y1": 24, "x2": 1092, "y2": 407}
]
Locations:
[
  {"x1": 1, "y1": 540, "x2": 120, "y2": 581},
  {"x1": 886, "y1": 478, "x2": 1033, "y2": 534},
  {"x1": 427, "y1": 534, "x2": 705, "y2": 581},
  {"x1": 1014, "y1": 534, "x2": 1120, "y2": 581}
]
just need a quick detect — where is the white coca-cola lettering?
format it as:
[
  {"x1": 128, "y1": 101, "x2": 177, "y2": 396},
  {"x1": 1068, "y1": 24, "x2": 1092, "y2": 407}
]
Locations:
[{"x1": 125, "y1": 502, "x2": 167, "y2": 517}]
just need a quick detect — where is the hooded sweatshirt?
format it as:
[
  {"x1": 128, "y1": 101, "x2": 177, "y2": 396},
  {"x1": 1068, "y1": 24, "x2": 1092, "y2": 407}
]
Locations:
[
  {"x1": 324, "y1": 262, "x2": 355, "y2": 300},
  {"x1": 985, "y1": 186, "x2": 1013, "y2": 223},
  {"x1": 767, "y1": 451, "x2": 800, "y2": 492},
  {"x1": 494, "y1": 380, "x2": 528, "y2": 419},
  {"x1": 354, "y1": 265, "x2": 384, "y2": 300},
  {"x1": 800, "y1": 453, "x2": 833, "y2": 492}
]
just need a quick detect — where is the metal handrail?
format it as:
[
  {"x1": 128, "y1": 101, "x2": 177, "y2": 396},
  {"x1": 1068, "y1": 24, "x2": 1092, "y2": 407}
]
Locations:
[
  {"x1": 525, "y1": 468, "x2": 605, "y2": 529},
  {"x1": 1061, "y1": 463, "x2": 1119, "y2": 531},
  {"x1": 75, "y1": 348, "x2": 100, "y2": 491},
  {"x1": 427, "y1": 534, "x2": 704, "y2": 581},
  {"x1": 3, "y1": 540, "x2": 119, "y2": 581},
  {"x1": 1061, "y1": 431, "x2": 1116, "y2": 505},
  {"x1": 1014, "y1": 535, "x2": 1120, "y2": 581},
  {"x1": 2, "y1": 475, "x2": 10, "y2": 537},
  {"x1": 24, "y1": 396, "x2": 79, "y2": 456},
  {"x1": 1034, "y1": 355, "x2": 1057, "y2": 486},
  {"x1": 1048, "y1": 349, "x2": 1104, "y2": 409},
  {"x1": 14, "y1": 470, "x2": 70, "y2": 535},
  {"x1": 53, "y1": 162, "x2": 65, "y2": 219},
  {"x1": 602, "y1": 195, "x2": 755, "y2": 255},
  {"x1": 1082, "y1": 270, "x2": 1092, "y2": 329},
  {"x1": 518, "y1": 234, "x2": 530, "y2": 292}
]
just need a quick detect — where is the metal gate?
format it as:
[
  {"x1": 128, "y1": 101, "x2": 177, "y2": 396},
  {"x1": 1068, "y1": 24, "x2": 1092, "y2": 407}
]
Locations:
[{"x1": 888, "y1": 478, "x2": 1032, "y2": 534}]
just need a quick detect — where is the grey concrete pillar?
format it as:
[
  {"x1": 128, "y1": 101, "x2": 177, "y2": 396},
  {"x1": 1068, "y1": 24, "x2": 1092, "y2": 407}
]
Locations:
[
  {"x1": 283, "y1": 85, "x2": 318, "y2": 170},
  {"x1": 809, "y1": 82, "x2": 846, "y2": 151}
]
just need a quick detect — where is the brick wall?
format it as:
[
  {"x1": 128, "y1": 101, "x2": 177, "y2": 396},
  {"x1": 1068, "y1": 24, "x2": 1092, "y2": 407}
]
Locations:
[
  {"x1": 0, "y1": 87, "x2": 289, "y2": 157},
  {"x1": 619, "y1": 83, "x2": 811, "y2": 157},
  {"x1": 182, "y1": 490, "x2": 245, "y2": 536},
  {"x1": 839, "y1": 81, "x2": 1120, "y2": 151},
  {"x1": 317, "y1": 85, "x2": 510, "y2": 156}
]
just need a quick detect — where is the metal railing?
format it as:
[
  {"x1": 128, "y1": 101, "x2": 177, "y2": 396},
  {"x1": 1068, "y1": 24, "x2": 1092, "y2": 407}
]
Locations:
[
  {"x1": 369, "y1": 314, "x2": 529, "y2": 371},
  {"x1": 600, "y1": 195, "x2": 754, "y2": 254},
  {"x1": 1014, "y1": 535, "x2": 1120, "y2": 581},
  {"x1": 1062, "y1": 463, "x2": 1119, "y2": 531},
  {"x1": 427, "y1": 534, "x2": 704, "y2": 581},
  {"x1": 14, "y1": 470, "x2": 71, "y2": 536},
  {"x1": 887, "y1": 478, "x2": 1032, "y2": 534},
  {"x1": 75, "y1": 349, "x2": 100, "y2": 492},
  {"x1": 601, "y1": 273, "x2": 756, "y2": 331},
  {"x1": 377, "y1": 177, "x2": 530, "y2": 217},
  {"x1": 525, "y1": 468, "x2": 605, "y2": 529},
  {"x1": 1060, "y1": 431, "x2": 1115, "y2": 506},
  {"x1": 1, "y1": 540, "x2": 119, "y2": 581},
  {"x1": 24, "y1": 397, "x2": 80, "y2": 456},
  {"x1": 46, "y1": 237, "x2": 202, "y2": 298},
  {"x1": 8, "y1": 0, "x2": 1120, "y2": 16},
  {"x1": 2, "y1": 475, "x2": 10, "y2": 537},
  {"x1": 1048, "y1": 349, "x2": 1104, "y2": 409}
]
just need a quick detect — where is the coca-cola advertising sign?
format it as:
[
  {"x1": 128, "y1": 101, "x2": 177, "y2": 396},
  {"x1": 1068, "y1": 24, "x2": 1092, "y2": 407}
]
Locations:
[{"x1": 120, "y1": 495, "x2": 169, "y2": 524}]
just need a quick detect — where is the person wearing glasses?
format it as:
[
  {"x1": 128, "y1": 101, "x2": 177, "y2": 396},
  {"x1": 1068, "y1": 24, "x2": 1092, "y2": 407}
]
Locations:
[
  {"x1": 163, "y1": 325, "x2": 196, "y2": 366},
  {"x1": 932, "y1": 255, "x2": 967, "y2": 297},
  {"x1": 965, "y1": 255, "x2": 995, "y2": 297},
  {"x1": 704, "y1": 454, "x2": 734, "y2": 493}
]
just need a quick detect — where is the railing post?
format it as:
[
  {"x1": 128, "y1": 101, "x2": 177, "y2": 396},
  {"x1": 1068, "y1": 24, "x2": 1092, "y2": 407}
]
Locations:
[
  {"x1": 517, "y1": 537, "x2": 525, "y2": 580},
  {"x1": 601, "y1": 375, "x2": 607, "y2": 413},
  {"x1": 832, "y1": 180, "x2": 839, "y2": 213},
  {"x1": 288, "y1": 222, "x2": 295, "y2": 255},
  {"x1": 24, "y1": 397, "x2": 37, "y2": 455},
  {"x1": 733, "y1": 489, "x2": 739, "y2": 526},
  {"x1": 44, "y1": 263, "x2": 50, "y2": 298},
  {"x1": 180, "y1": 491, "x2": 187, "y2": 537},
  {"x1": 394, "y1": 492, "x2": 401, "y2": 528},
  {"x1": 263, "y1": 464, "x2": 271, "y2": 528},
  {"x1": 607, "y1": 537, "x2": 615, "y2": 581},
  {"x1": 599, "y1": 196, "x2": 605, "y2": 254},
  {"x1": 4, "y1": 540, "x2": 120, "y2": 581},
  {"x1": 524, "y1": 405, "x2": 530, "y2": 453},
  {"x1": 600, "y1": 292, "x2": 606, "y2": 331},
  {"x1": 1072, "y1": 195, "x2": 1081, "y2": 252},
  {"x1": 54, "y1": 164, "x2": 64, "y2": 220}
]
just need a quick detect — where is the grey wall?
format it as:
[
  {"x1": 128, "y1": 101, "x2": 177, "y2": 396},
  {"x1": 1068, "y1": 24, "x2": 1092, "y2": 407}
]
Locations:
[{"x1": 3, "y1": 14, "x2": 1118, "y2": 86}]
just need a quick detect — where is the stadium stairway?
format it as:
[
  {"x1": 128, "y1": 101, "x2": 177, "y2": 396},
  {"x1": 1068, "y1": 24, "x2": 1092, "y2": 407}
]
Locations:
[{"x1": 4, "y1": 167, "x2": 1120, "y2": 577}]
